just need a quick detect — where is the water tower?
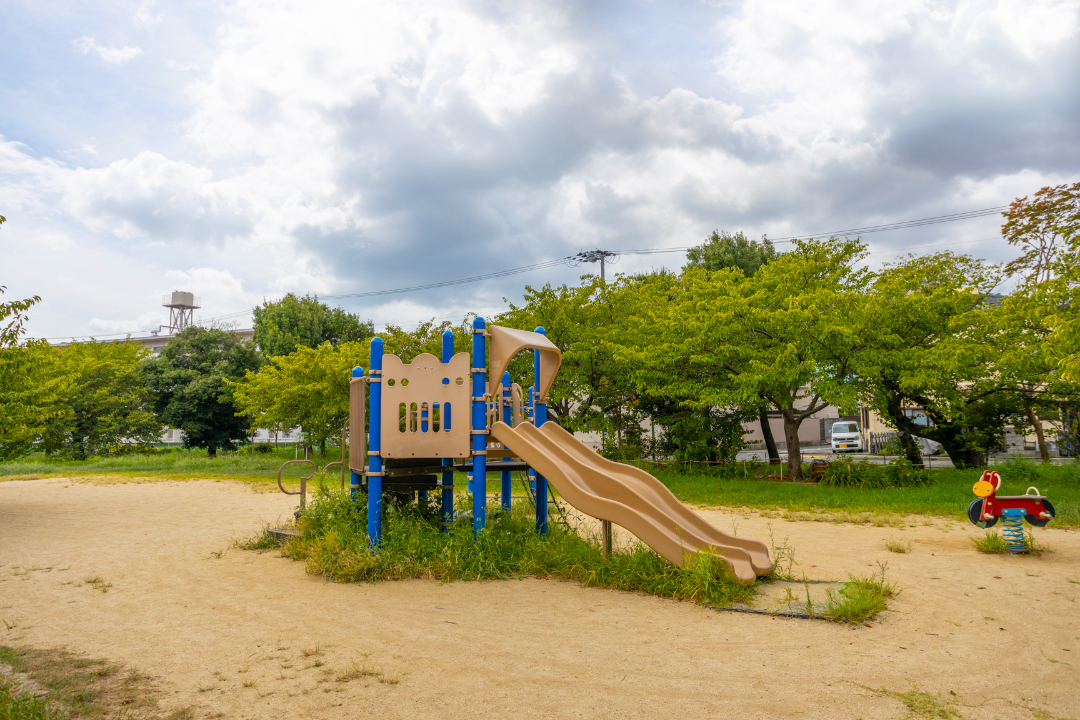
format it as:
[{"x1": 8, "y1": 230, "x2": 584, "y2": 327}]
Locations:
[{"x1": 162, "y1": 291, "x2": 201, "y2": 333}]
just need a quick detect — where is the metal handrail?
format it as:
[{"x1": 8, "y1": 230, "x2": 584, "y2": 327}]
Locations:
[
  {"x1": 321, "y1": 461, "x2": 345, "y2": 491},
  {"x1": 277, "y1": 459, "x2": 316, "y2": 509}
]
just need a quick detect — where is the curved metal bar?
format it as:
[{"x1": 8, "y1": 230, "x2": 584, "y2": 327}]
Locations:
[
  {"x1": 321, "y1": 461, "x2": 344, "y2": 490},
  {"x1": 277, "y1": 459, "x2": 316, "y2": 509}
]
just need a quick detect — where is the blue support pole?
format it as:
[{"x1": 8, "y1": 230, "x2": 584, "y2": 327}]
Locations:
[
  {"x1": 350, "y1": 366, "x2": 364, "y2": 501},
  {"x1": 501, "y1": 370, "x2": 512, "y2": 512},
  {"x1": 533, "y1": 326, "x2": 548, "y2": 535},
  {"x1": 368, "y1": 337, "x2": 384, "y2": 547},
  {"x1": 471, "y1": 317, "x2": 487, "y2": 538},
  {"x1": 526, "y1": 366, "x2": 536, "y2": 493},
  {"x1": 440, "y1": 331, "x2": 455, "y2": 532}
]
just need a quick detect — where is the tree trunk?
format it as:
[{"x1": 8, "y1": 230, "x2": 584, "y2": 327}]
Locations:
[
  {"x1": 932, "y1": 429, "x2": 985, "y2": 468},
  {"x1": 782, "y1": 411, "x2": 803, "y2": 480},
  {"x1": 897, "y1": 431, "x2": 924, "y2": 467},
  {"x1": 758, "y1": 407, "x2": 780, "y2": 463},
  {"x1": 1023, "y1": 399, "x2": 1051, "y2": 462}
]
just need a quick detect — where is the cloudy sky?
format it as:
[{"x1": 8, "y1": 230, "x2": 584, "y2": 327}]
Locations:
[{"x1": 2, "y1": 0, "x2": 1078, "y2": 340}]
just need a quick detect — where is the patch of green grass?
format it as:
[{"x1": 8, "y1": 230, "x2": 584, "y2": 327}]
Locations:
[
  {"x1": 869, "y1": 681, "x2": 961, "y2": 718},
  {"x1": 0, "y1": 446, "x2": 339, "y2": 483},
  {"x1": 0, "y1": 678, "x2": 61, "y2": 720},
  {"x1": 650, "y1": 456, "x2": 1080, "y2": 528},
  {"x1": 261, "y1": 488, "x2": 759, "y2": 609},
  {"x1": 236, "y1": 529, "x2": 286, "y2": 551},
  {"x1": 971, "y1": 531, "x2": 1008, "y2": 554},
  {"x1": 0, "y1": 646, "x2": 160, "y2": 720},
  {"x1": 823, "y1": 563, "x2": 897, "y2": 623}
]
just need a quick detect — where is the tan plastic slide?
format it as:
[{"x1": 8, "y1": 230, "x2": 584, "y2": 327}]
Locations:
[{"x1": 490, "y1": 421, "x2": 773, "y2": 585}]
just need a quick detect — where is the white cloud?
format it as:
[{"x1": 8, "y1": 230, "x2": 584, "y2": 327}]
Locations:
[
  {"x1": 133, "y1": 0, "x2": 162, "y2": 28},
  {"x1": 61, "y1": 151, "x2": 253, "y2": 243},
  {"x1": 88, "y1": 311, "x2": 165, "y2": 335},
  {"x1": 82, "y1": 144, "x2": 98, "y2": 155},
  {"x1": 73, "y1": 36, "x2": 144, "y2": 64}
]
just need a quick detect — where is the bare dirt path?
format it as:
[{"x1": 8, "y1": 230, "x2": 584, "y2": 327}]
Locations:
[{"x1": 1, "y1": 477, "x2": 1077, "y2": 719}]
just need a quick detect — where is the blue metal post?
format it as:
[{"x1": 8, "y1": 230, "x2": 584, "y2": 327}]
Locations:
[
  {"x1": 440, "y1": 331, "x2": 454, "y2": 532},
  {"x1": 533, "y1": 326, "x2": 548, "y2": 535},
  {"x1": 501, "y1": 370, "x2": 512, "y2": 512},
  {"x1": 526, "y1": 366, "x2": 536, "y2": 493},
  {"x1": 350, "y1": 367, "x2": 364, "y2": 501},
  {"x1": 368, "y1": 338, "x2": 384, "y2": 547},
  {"x1": 471, "y1": 317, "x2": 487, "y2": 538}
]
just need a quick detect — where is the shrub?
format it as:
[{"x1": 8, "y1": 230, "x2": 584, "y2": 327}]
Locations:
[{"x1": 818, "y1": 457, "x2": 935, "y2": 489}]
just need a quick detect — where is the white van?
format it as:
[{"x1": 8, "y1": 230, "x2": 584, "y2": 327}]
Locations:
[{"x1": 831, "y1": 421, "x2": 863, "y2": 453}]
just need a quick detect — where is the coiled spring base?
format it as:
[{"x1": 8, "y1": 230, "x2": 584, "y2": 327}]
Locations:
[{"x1": 1001, "y1": 509, "x2": 1028, "y2": 554}]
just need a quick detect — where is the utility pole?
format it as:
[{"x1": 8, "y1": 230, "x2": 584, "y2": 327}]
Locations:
[{"x1": 575, "y1": 250, "x2": 618, "y2": 282}]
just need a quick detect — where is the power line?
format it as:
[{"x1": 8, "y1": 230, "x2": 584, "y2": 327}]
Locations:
[{"x1": 32, "y1": 204, "x2": 1010, "y2": 341}]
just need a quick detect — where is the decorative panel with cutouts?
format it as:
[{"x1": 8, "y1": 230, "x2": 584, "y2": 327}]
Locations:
[{"x1": 380, "y1": 352, "x2": 472, "y2": 458}]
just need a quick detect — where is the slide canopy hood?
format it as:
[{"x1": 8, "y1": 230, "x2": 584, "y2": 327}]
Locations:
[{"x1": 486, "y1": 325, "x2": 562, "y2": 403}]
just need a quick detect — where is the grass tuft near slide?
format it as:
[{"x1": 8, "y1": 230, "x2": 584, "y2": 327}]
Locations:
[
  {"x1": 244, "y1": 489, "x2": 761, "y2": 608},
  {"x1": 241, "y1": 489, "x2": 895, "y2": 622}
]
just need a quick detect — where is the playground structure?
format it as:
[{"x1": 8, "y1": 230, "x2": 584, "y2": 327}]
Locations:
[
  {"x1": 967, "y1": 469, "x2": 1056, "y2": 554},
  {"x1": 334, "y1": 319, "x2": 772, "y2": 585}
]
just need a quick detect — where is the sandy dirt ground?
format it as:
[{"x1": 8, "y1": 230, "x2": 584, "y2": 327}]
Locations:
[{"x1": 1, "y1": 477, "x2": 1077, "y2": 720}]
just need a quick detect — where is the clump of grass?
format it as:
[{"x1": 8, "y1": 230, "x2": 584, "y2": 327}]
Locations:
[
  {"x1": 259, "y1": 488, "x2": 758, "y2": 609},
  {"x1": 971, "y1": 531, "x2": 1008, "y2": 554},
  {"x1": 885, "y1": 538, "x2": 913, "y2": 554},
  {"x1": 0, "y1": 678, "x2": 60, "y2": 720},
  {"x1": 823, "y1": 562, "x2": 897, "y2": 623},
  {"x1": 83, "y1": 575, "x2": 112, "y2": 593},
  {"x1": 1026, "y1": 529, "x2": 1052, "y2": 557},
  {"x1": 335, "y1": 662, "x2": 384, "y2": 682},
  {"x1": 869, "y1": 681, "x2": 961, "y2": 718},
  {"x1": 235, "y1": 528, "x2": 286, "y2": 551}
]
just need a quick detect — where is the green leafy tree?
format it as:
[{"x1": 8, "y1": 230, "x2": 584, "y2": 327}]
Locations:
[
  {"x1": 684, "y1": 230, "x2": 778, "y2": 277},
  {"x1": 143, "y1": 327, "x2": 263, "y2": 456},
  {"x1": 37, "y1": 342, "x2": 163, "y2": 458},
  {"x1": 684, "y1": 230, "x2": 782, "y2": 460},
  {"x1": 497, "y1": 276, "x2": 649, "y2": 453},
  {"x1": 379, "y1": 318, "x2": 473, "y2": 362},
  {"x1": 1000, "y1": 182, "x2": 1080, "y2": 393},
  {"x1": 230, "y1": 341, "x2": 369, "y2": 455},
  {"x1": 0, "y1": 342, "x2": 67, "y2": 459},
  {"x1": 252, "y1": 293, "x2": 374, "y2": 358},
  {"x1": 853, "y1": 253, "x2": 1014, "y2": 468},
  {"x1": 609, "y1": 238, "x2": 869, "y2": 479}
]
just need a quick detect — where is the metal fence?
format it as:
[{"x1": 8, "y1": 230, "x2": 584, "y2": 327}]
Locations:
[{"x1": 868, "y1": 431, "x2": 898, "y2": 454}]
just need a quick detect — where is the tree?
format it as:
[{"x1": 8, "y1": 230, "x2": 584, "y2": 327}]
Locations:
[
  {"x1": 852, "y1": 253, "x2": 1013, "y2": 468},
  {"x1": 36, "y1": 342, "x2": 163, "y2": 458},
  {"x1": 230, "y1": 341, "x2": 368, "y2": 455},
  {"x1": 684, "y1": 229, "x2": 783, "y2": 461},
  {"x1": 609, "y1": 238, "x2": 870, "y2": 479},
  {"x1": 684, "y1": 230, "x2": 778, "y2": 277},
  {"x1": 252, "y1": 293, "x2": 374, "y2": 358},
  {"x1": 0, "y1": 342, "x2": 67, "y2": 459},
  {"x1": 497, "y1": 275, "x2": 650, "y2": 454},
  {"x1": 1002, "y1": 183, "x2": 1080, "y2": 284},
  {"x1": 143, "y1": 327, "x2": 263, "y2": 456}
]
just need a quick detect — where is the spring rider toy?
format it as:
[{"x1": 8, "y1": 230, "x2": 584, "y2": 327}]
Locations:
[{"x1": 967, "y1": 470, "x2": 1055, "y2": 553}]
